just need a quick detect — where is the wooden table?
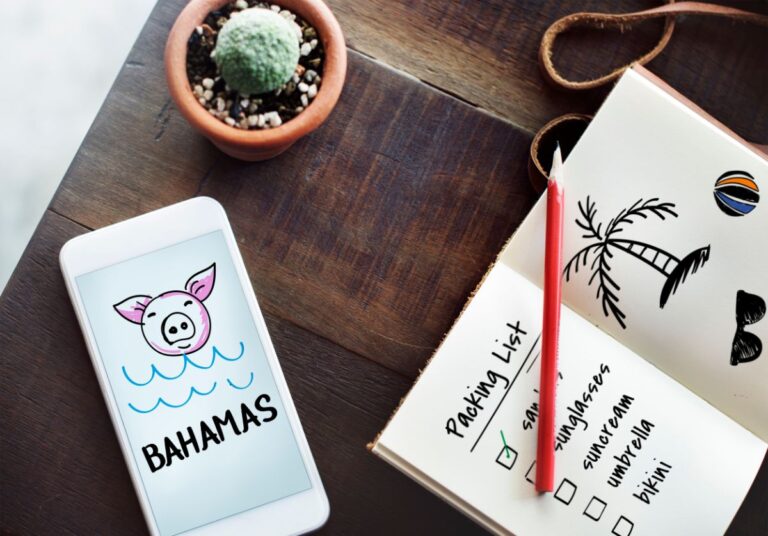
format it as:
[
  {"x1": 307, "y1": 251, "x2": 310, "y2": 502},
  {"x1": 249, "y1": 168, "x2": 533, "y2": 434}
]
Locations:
[{"x1": 2, "y1": 0, "x2": 766, "y2": 533}]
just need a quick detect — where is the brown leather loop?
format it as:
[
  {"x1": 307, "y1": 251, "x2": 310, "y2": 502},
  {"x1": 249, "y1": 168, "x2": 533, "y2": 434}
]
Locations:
[
  {"x1": 529, "y1": 114, "x2": 591, "y2": 192},
  {"x1": 539, "y1": 1, "x2": 768, "y2": 91},
  {"x1": 529, "y1": 2, "x2": 768, "y2": 191}
]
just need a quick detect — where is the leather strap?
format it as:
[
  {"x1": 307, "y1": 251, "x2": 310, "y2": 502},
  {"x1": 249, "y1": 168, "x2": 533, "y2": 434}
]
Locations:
[
  {"x1": 540, "y1": 1, "x2": 768, "y2": 91},
  {"x1": 529, "y1": 1, "x2": 768, "y2": 191},
  {"x1": 528, "y1": 113, "x2": 591, "y2": 192}
]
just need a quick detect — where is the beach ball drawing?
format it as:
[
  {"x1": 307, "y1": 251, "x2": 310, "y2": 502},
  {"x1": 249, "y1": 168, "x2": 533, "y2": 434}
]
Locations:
[{"x1": 713, "y1": 170, "x2": 759, "y2": 216}]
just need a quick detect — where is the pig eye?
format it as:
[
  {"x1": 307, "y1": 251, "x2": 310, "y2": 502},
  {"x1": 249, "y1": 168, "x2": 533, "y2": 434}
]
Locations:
[
  {"x1": 184, "y1": 300, "x2": 193, "y2": 306},
  {"x1": 146, "y1": 312, "x2": 156, "y2": 318}
]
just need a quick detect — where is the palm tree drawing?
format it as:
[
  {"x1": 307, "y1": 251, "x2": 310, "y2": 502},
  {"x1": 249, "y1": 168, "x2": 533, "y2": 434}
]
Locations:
[{"x1": 564, "y1": 197, "x2": 710, "y2": 329}]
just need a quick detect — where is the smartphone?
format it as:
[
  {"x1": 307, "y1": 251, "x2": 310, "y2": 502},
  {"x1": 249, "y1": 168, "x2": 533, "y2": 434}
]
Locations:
[{"x1": 59, "y1": 197, "x2": 329, "y2": 536}]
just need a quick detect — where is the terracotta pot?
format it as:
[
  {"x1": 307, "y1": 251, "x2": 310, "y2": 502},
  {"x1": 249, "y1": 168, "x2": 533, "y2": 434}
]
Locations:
[{"x1": 165, "y1": 0, "x2": 347, "y2": 161}]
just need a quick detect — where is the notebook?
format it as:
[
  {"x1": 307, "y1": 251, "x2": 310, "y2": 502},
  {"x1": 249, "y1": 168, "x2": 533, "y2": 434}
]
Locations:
[{"x1": 371, "y1": 66, "x2": 768, "y2": 535}]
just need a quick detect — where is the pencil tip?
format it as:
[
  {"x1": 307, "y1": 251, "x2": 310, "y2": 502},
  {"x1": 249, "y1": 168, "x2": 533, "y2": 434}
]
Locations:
[{"x1": 549, "y1": 143, "x2": 563, "y2": 183}]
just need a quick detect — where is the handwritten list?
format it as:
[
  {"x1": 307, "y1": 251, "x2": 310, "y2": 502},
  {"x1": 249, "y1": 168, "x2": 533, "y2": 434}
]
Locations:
[{"x1": 374, "y1": 267, "x2": 765, "y2": 535}]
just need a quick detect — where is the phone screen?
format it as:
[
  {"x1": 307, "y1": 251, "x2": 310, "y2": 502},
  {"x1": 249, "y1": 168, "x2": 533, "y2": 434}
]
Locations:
[{"x1": 75, "y1": 230, "x2": 311, "y2": 535}]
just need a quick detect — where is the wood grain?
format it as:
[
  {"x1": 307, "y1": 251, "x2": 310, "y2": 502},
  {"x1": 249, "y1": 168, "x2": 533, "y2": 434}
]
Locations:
[
  {"x1": 0, "y1": 211, "x2": 483, "y2": 535},
  {"x1": 1, "y1": 202, "x2": 766, "y2": 536},
  {"x1": 51, "y1": 0, "x2": 537, "y2": 379},
  {"x1": 3, "y1": 0, "x2": 767, "y2": 533},
  {"x1": 325, "y1": 0, "x2": 768, "y2": 140},
  {"x1": 47, "y1": 0, "x2": 768, "y2": 379}
]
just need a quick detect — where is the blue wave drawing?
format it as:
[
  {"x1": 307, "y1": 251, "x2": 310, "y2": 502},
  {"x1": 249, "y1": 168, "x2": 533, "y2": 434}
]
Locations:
[
  {"x1": 128, "y1": 382, "x2": 217, "y2": 414},
  {"x1": 227, "y1": 372, "x2": 254, "y2": 390},
  {"x1": 122, "y1": 342, "x2": 245, "y2": 386}
]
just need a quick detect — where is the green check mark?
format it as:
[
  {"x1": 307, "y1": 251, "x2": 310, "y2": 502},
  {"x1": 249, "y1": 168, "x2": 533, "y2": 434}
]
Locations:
[{"x1": 500, "y1": 430, "x2": 512, "y2": 458}]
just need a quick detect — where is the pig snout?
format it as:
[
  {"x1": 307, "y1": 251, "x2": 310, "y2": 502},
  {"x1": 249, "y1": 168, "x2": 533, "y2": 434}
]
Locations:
[
  {"x1": 161, "y1": 312, "x2": 196, "y2": 347},
  {"x1": 136, "y1": 293, "x2": 212, "y2": 356}
]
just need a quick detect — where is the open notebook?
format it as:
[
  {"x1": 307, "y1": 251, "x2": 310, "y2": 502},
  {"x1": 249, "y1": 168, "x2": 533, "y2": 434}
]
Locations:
[{"x1": 371, "y1": 66, "x2": 767, "y2": 535}]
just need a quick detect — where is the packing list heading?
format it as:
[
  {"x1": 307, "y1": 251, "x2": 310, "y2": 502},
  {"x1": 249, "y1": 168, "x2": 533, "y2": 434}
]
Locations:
[{"x1": 445, "y1": 320, "x2": 527, "y2": 440}]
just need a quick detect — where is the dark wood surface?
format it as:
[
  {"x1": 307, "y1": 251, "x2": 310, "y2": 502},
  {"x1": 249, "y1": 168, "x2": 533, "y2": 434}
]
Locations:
[{"x1": 1, "y1": 0, "x2": 766, "y2": 533}]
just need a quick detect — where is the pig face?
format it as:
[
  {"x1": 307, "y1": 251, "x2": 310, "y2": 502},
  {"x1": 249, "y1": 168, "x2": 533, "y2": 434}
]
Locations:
[{"x1": 114, "y1": 264, "x2": 216, "y2": 356}]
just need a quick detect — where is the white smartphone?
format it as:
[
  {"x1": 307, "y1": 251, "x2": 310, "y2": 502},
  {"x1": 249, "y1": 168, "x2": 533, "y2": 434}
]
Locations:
[{"x1": 59, "y1": 197, "x2": 329, "y2": 536}]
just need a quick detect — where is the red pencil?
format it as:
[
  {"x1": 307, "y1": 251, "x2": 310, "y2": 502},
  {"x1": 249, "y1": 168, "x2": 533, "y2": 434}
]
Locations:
[{"x1": 536, "y1": 144, "x2": 564, "y2": 492}]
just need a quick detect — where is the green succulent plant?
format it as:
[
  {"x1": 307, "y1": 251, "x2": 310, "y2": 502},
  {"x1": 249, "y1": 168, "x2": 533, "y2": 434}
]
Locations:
[{"x1": 211, "y1": 7, "x2": 299, "y2": 95}]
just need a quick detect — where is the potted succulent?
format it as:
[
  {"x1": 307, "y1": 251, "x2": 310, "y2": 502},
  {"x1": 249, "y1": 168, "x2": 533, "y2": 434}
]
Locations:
[{"x1": 165, "y1": 0, "x2": 346, "y2": 161}]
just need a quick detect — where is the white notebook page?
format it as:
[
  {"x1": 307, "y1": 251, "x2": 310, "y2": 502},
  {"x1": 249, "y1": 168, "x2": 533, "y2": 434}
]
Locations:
[
  {"x1": 505, "y1": 68, "x2": 768, "y2": 441},
  {"x1": 375, "y1": 266, "x2": 765, "y2": 535}
]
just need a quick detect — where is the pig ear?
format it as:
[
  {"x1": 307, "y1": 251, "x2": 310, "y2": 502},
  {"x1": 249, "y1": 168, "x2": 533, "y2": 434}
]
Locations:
[
  {"x1": 185, "y1": 263, "x2": 216, "y2": 302},
  {"x1": 113, "y1": 295, "x2": 152, "y2": 324}
]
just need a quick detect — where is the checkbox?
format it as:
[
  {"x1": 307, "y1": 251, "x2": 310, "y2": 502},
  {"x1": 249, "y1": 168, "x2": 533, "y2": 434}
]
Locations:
[
  {"x1": 495, "y1": 445, "x2": 518, "y2": 469},
  {"x1": 583, "y1": 496, "x2": 607, "y2": 521},
  {"x1": 554, "y1": 478, "x2": 577, "y2": 505},
  {"x1": 612, "y1": 516, "x2": 634, "y2": 536},
  {"x1": 524, "y1": 460, "x2": 536, "y2": 484}
]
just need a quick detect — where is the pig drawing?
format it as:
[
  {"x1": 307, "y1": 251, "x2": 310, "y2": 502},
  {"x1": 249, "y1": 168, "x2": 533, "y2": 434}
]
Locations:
[{"x1": 114, "y1": 264, "x2": 216, "y2": 356}]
